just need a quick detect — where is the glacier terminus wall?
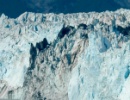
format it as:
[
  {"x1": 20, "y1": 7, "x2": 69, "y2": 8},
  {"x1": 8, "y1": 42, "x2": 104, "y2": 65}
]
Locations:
[{"x1": 0, "y1": 9, "x2": 130, "y2": 100}]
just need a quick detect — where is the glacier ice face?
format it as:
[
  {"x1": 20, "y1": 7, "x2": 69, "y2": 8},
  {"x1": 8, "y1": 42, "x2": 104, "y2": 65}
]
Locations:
[
  {"x1": 1, "y1": 9, "x2": 130, "y2": 100},
  {"x1": 68, "y1": 31, "x2": 130, "y2": 100},
  {"x1": 0, "y1": 12, "x2": 63, "y2": 88}
]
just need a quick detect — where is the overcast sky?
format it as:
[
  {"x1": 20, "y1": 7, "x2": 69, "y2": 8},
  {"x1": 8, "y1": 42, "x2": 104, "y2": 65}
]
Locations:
[{"x1": 0, "y1": 0, "x2": 129, "y2": 18}]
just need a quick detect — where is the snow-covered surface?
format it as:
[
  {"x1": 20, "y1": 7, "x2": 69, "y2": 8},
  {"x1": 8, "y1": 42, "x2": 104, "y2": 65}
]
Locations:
[{"x1": 1, "y1": 9, "x2": 130, "y2": 100}]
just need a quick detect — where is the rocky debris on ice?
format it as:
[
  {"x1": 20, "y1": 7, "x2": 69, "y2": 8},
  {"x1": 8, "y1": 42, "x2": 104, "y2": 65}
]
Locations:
[{"x1": 0, "y1": 9, "x2": 130, "y2": 100}]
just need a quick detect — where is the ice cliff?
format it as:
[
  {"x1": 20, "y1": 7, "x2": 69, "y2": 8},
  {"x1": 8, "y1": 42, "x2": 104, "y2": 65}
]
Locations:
[{"x1": 0, "y1": 9, "x2": 130, "y2": 100}]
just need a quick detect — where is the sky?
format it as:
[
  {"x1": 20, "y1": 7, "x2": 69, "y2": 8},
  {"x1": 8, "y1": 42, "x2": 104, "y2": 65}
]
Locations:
[{"x1": 0, "y1": 0, "x2": 129, "y2": 18}]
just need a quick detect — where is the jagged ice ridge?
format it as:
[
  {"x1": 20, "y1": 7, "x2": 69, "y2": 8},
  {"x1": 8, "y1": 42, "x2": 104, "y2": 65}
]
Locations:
[{"x1": 0, "y1": 9, "x2": 130, "y2": 100}]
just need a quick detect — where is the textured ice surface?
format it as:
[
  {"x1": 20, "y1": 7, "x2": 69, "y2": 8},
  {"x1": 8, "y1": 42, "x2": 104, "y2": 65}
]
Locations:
[
  {"x1": 0, "y1": 12, "x2": 63, "y2": 87},
  {"x1": 68, "y1": 31, "x2": 130, "y2": 100},
  {"x1": 1, "y1": 9, "x2": 130, "y2": 100}
]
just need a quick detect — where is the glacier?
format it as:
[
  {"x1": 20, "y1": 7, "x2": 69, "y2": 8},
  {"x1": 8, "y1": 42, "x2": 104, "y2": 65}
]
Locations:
[{"x1": 0, "y1": 9, "x2": 130, "y2": 100}]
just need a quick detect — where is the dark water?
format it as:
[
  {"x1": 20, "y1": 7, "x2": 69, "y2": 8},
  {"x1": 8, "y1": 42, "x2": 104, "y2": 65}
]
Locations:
[{"x1": 0, "y1": 0, "x2": 128, "y2": 18}]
